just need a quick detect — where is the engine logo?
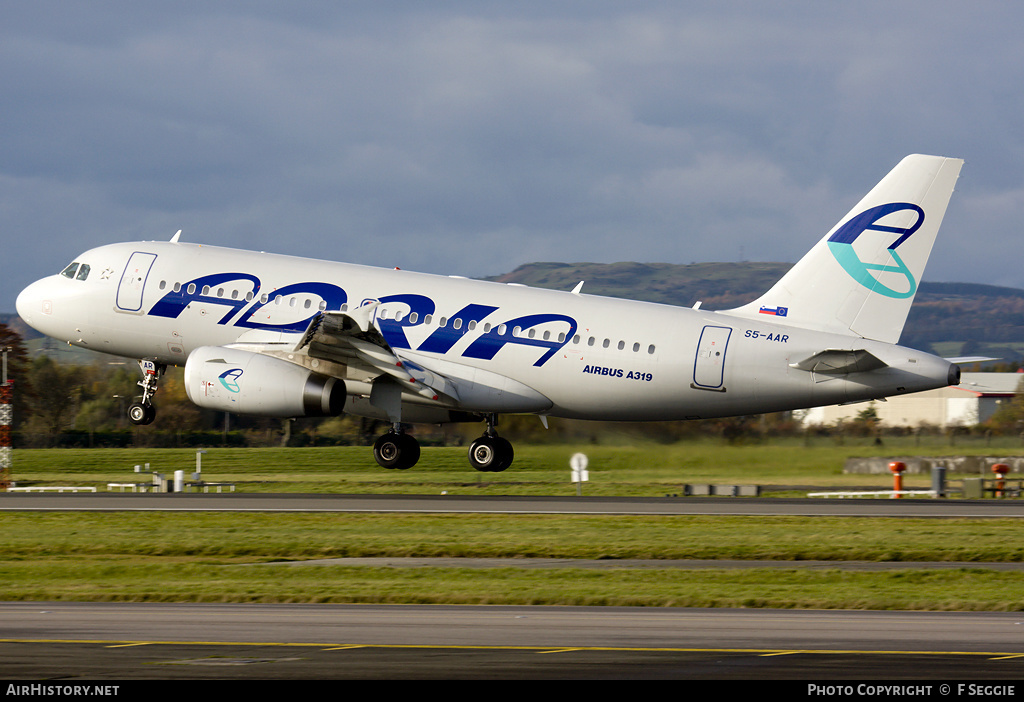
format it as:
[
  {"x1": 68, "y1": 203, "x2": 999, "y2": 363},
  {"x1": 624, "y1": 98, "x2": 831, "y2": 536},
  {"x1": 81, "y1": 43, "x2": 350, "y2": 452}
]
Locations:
[{"x1": 218, "y1": 368, "x2": 243, "y2": 393}]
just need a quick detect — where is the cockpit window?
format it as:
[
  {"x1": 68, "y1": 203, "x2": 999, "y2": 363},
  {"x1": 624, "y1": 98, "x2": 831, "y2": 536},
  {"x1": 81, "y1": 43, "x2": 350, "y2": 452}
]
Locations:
[{"x1": 60, "y1": 262, "x2": 91, "y2": 281}]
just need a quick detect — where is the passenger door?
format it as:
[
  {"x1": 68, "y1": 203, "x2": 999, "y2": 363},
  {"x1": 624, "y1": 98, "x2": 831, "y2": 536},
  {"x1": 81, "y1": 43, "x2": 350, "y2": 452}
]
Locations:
[
  {"x1": 116, "y1": 252, "x2": 157, "y2": 312},
  {"x1": 692, "y1": 325, "x2": 731, "y2": 391}
]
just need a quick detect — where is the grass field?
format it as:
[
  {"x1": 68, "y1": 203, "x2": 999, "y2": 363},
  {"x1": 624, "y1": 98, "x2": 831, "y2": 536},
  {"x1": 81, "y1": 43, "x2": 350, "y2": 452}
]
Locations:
[
  {"x1": 4, "y1": 441, "x2": 1024, "y2": 610},
  {"x1": 10, "y1": 438, "x2": 1023, "y2": 495}
]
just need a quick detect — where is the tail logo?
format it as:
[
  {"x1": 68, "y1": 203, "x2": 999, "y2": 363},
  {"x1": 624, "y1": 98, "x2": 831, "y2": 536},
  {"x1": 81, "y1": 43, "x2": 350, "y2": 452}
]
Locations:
[{"x1": 826, "y1": 202, "x2": 924, "y2": 299}]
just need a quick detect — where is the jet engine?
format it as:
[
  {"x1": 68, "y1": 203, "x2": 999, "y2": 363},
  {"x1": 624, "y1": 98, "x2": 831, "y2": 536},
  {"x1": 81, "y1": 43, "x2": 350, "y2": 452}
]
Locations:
[{"x1": 184, "y1": 346, "x2": 346, "y2": 417}]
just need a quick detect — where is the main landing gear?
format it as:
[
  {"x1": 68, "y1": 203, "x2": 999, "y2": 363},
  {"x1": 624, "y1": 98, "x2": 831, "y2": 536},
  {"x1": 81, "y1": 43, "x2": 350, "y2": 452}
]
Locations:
[
  {"x1": 127, "y1": 360, "x2": 165, "y2": 426},
  {"x1": 467, "y1": 415, "x2": 514, "y2": 473},
  {"x1": 371, "y1": 414, "x2": 515, "y2": 472},
  {"x1": 373, "y1": 428, "x2": 421, "y2": 470}
]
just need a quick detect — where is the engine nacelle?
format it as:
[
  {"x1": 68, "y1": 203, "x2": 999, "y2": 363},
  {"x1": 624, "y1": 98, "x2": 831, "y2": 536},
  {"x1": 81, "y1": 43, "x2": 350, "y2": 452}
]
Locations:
[{"x1": 184, "y1": 346, "x2": 346, "y2": 417}]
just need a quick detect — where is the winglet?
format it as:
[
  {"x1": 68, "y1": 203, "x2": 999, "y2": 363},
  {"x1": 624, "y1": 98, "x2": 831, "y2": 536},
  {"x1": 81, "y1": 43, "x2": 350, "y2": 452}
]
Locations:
[{"x1": 170, "y1": 230, "x2": 182, "y2": 243}]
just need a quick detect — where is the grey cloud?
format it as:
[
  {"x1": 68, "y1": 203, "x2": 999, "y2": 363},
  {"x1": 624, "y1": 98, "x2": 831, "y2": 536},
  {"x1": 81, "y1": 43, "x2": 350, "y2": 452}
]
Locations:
[{"x1": 3, "y1": 2, "x2": 1024, "y2": 309}]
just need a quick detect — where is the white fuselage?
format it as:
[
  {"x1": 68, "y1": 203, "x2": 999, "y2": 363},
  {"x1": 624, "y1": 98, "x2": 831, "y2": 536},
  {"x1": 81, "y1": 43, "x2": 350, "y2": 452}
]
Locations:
[{"x1": 16, "y1": 240, "x2": 956, "y2": 423}]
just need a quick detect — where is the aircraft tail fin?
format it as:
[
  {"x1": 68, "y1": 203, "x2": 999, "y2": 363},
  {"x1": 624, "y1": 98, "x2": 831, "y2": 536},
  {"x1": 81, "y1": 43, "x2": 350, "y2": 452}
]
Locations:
[{"x1": 720, "y1": 154, "x2": 963, "y2": 344}]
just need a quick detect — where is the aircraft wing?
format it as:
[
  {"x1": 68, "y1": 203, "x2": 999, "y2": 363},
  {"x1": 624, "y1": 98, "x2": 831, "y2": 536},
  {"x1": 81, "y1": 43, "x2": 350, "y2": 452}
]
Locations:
[
  {"x1": 293, "y1": 309, "x2": 459, "y2": 402},
  {"x1": 789, "y1": 349, "x2": 888, "y2": 374}
]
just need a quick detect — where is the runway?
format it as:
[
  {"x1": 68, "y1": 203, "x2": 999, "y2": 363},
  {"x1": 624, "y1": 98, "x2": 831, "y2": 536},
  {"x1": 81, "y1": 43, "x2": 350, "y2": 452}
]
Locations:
[
  {"x1": 3, "y1": 492, "x2": 1022, "y2": 679},
  {"x1": 2, "y1": 491, "x2": 1023, "y2": 517},
  {"x1": 2, "y1": 603, "x2": 1023, "y2": 680}
]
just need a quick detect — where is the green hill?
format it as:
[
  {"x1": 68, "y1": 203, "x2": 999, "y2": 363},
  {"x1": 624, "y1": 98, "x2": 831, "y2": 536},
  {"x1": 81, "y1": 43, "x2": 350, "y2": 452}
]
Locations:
[
  {"x1": 485, "y1": 262, "x2": 1024, "y2": 365},
  {"x1": 485, "y1": 261, "x2": 791, "y2": 308}
]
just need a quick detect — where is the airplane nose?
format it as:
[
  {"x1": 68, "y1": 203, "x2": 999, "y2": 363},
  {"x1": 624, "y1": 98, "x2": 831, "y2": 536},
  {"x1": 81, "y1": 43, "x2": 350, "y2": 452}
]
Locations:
[
  {"x1": 15, "y1": 284, "x2": 33, "y2": 324},
  {"x1": 16, "y1": 279, "x2": 46, "y2": 327}
]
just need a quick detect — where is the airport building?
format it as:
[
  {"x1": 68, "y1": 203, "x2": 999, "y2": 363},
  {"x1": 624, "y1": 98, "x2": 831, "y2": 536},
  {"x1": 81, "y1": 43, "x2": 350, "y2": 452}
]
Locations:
[{"x1": 796, "y1": 372, "x2": 1023, "y2": 428}]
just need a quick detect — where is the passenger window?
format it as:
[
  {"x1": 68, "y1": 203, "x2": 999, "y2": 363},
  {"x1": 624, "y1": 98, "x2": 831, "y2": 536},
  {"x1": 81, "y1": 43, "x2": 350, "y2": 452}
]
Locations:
[
  {"x1": 76, "y1": 264, "x2": 91, "y2": 281},
  {"x1": 61, "y1": 263, "x2": 79, "y2": 279},
  {"x1": 648, "y1": 345, "x2": 656, "y2": 355},
  {"x1": 632, "y1": 342, "x2": 640, "y2": 353},
  {"x1": 617, "y1": 340, "x2": 625, "y2": 351}
]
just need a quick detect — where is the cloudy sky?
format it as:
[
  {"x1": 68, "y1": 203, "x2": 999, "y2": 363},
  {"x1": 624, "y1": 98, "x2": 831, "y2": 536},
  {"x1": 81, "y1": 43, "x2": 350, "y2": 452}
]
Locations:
[{"x1": 4, "y1": 1, "x2": 1024, "y2": 310}]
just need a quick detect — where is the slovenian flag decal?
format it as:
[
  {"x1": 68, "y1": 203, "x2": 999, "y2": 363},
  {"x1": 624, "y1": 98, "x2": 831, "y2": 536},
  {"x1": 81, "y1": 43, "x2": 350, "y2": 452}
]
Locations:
[{"x1": 759, "y1": 306, "x2": 788, "y2": 317}]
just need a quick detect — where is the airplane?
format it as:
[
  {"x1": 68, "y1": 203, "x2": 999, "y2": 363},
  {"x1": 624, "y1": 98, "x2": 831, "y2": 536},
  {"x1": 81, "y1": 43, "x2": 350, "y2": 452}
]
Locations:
[{"x1": 16, "y1": 154, "x2": 965, "y2": 472}]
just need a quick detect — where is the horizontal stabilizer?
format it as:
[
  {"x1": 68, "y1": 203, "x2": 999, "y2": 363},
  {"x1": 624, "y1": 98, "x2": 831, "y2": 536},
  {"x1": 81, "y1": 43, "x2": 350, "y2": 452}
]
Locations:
[
  {"x1": 945, "y1": 356, "x2": 999, "y2": 365},
  {"x1": 789, "y1": 349, "x2": 888, "y2": 375}
]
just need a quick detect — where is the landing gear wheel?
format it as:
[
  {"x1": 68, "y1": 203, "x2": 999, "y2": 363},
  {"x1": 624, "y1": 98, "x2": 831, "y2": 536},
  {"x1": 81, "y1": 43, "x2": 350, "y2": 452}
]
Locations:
[
  {"x1": 373, "y1": 431, "x2": 421, "y2": 470},
  {"x1": 468, "y1": 435, "x2": 514, "y2": 472},
  {"x1": 127, "y1": 402, "x2": 156, "y2": 426}
]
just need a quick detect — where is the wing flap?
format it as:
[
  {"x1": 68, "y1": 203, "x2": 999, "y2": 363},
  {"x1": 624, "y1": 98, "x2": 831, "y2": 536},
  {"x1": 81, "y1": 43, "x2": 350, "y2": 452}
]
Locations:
[
  {"x1": 292, "y1": 310, "x2": 551, "y2": 412},
  {"x1": 296, "y1": 311, "x2": 457, "y2": 402}
]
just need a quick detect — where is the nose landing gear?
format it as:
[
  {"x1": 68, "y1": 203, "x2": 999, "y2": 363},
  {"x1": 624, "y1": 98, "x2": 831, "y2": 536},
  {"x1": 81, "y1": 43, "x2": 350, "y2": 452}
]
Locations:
[{"x1": 127, "y1": 360, "x2": 164, "y2": 426}]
